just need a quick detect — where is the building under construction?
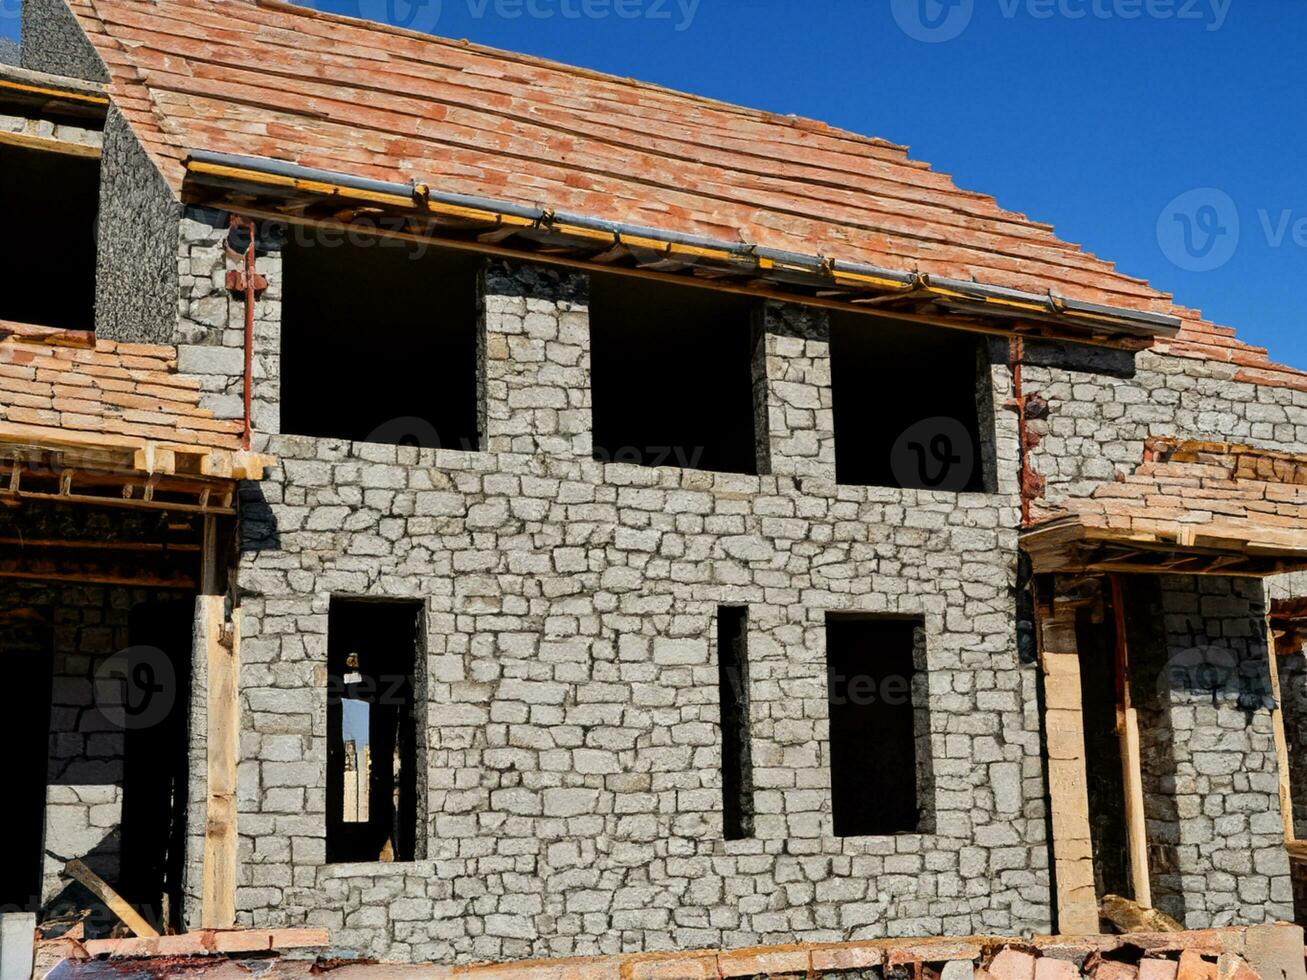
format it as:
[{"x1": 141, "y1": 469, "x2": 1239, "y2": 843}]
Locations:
[{"x1": 4, "y1": 0, "x2": 1307, "y2": 974}]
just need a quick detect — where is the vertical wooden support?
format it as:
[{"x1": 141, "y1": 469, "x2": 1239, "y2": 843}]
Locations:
[
  {"x1": 201, "y1": 595, "x2": 239, "y2": 928},
  {"x1": 1265, "y1": 611, "x2": 1296, "y2": 844},
  {"x1": 1109, "y1": 574, "x2": 1152, "y2": 910},
  {"x1": 1035, "y1": 593, "x2": 1101, "y2": 934}
]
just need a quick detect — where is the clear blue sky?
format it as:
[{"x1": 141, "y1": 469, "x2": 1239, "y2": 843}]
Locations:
[{"x1": 7, "y1": 1, "x2": 1304, "y2": 368}]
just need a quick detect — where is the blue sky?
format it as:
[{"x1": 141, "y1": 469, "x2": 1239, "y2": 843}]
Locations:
[{"x1": 7, "y1": 1, "x2": 1304, "y2": 367}]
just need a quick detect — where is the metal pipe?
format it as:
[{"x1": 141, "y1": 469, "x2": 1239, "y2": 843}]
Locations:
[{"x1": 184, "y1": 150, "x2": 1182, "y2": 339}]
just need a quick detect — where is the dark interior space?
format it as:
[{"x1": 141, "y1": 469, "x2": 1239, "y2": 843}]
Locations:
[
  {"x1": 327, "y1": 598, "x2": 422, "y2": 864},
  {"x1": 0, "y1": 144, "x2": 100, "y2": 330},
  {"x1": 825, "y1": 614, "x2": 927, "y2": 836},
  {"x1": 1116, "y1": 574, "x2": 1185, "y2": 925},
  {"x1": 0, "y1": 601, "x2": 54, "y2": 914},
  {"x1": 118, "y1": 600, "x2": 195, "y2": 932},
  {"x1": 830, "y1": 314, "x2": 991, "y2": 491},
  {"x1": 1075, "y1": 600, "x2": 1131, "y2": 907},
  {"x1": 589, "y1": 274, "x2": 758, "y2": 474},
  {"x1": 717, "y1": 605, "x2": 754, "y2": 840},
  {"x1": 280, "y1": 236, "x2": 481, "y2": 450}
]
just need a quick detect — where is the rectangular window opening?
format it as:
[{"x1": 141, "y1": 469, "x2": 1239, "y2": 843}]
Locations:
[
  {"x1": 830, "y1": 314, "x2": 994, "y2": 492},
  {"x1": 589, "y1": 274, "x2": 758, "y2": 475},
  {"x1": 281, "y1": 235, "x2": 480, "y2": 450},
  {"x1": 717, "y1": 606, "x2": 754, "y2": 840},
  {"x1": 825, "y1": 613, "x2": 932, "y2": 836},
  {"x1": 327, "y1": 598, "x2": 423, "y2": 864},
  {"x1": 0, "y1": 142, "x2": 99, "y2": 329}
]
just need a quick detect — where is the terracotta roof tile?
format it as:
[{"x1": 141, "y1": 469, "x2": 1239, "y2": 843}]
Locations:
[
  {"x1": 62, "y1": 0, "x2": 1304, "y2": 387},
  {"x1": 0, "y1": 323, "x2": 243, "y2": 453}
]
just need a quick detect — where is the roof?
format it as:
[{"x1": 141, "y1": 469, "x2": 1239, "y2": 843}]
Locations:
[
  {"x1": 61, "y1": 0, "x2": 1305, "y2": 387},
  {"x1": 0, "y1": 322, "x2": 268, "y2": 488},
  {"x1": 1022, "y1": 438, "x2": 1307, "y2": 576}
]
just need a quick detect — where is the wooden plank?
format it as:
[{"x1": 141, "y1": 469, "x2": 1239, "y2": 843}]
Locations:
[
  {"x1": 1034, "y1": 588, "x2": 1101, "y2": 936},
  {"x1": 1265, "y1": 611, "x2": 1297, "y2": 844},
  {"x1": 63, "y1": 859, "x2": 160, "y2": 938},
  {"x1": 201, "y1": 596, "x2": 239, "y2": 928},
  {"x1": 1110, "y1": 574, "x2": 1153, "y2": 910},
  {"x1": 0, "y1": 129, "x2": 102, "y2": 158}
]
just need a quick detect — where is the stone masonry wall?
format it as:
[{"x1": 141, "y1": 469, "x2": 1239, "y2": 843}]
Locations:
[
  {"x1": 0, "y1": 580, "x2": 167, "y2": 906},
  {"x1": 1133, "y1": 575, "x2": 1292, "y2": 928},
  {"x1": 1012, "y1": 340, "x2": 1307, "y2": 518},
  {"x1": 231, "y1": 258, "x2": 1050, "y2": 962},
  {"x1": 751, "y1": 304, "x2": 835, "y2": 482},
  {"x1": 93, "y1": 107, "x2": 182, "y2": 346},
  {"x1": 19, "y1": 0, "x2": 108, "y2": 82}
]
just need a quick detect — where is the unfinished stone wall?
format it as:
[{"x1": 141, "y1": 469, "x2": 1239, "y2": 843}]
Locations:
[
  {"x1": 0, "y1": 579, "x2": 174, "y2": 907},
  {"x1": 1129, "y1": 575, "x2": 1292, "y2": 928},
  {"x1": 93, "y1": 107, "x2": 182, "y2": 345},
  {"x1": 1012, "y1": 340, "x2": 1307, "y2": 518},
  {"x1": 0, "y1": 99, "x2": 102, "y2": 153},
  {"x1": 228, "y1": 258, "x2": 1051, "y2": 962},
  {"x1": 19, "y1": 0, "x2": 108, "y2": 81}
]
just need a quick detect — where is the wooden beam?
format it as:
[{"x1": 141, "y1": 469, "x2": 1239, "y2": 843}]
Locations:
[
  {"x1": 1110, "y1": 574, "x2": 1153, "y2": 910},
  {"x1": 1266, "y1": 610, "x2": 1297, "y2": 844},
  {"x1": 1034, "y1": 587, "x2": 1101, "y2": 935},
  {"x1": 201, "y1": 596, "x2": 239, "y2": 928},
  {"x1": 0, "y1": 129, "x2": 101, "y2": 159},
  {"x1": 63, "y1": 860, "x2": 159, "y2": 938}
]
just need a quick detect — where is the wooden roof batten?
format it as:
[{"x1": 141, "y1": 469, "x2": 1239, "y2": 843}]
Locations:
[
  {"x1": 1022, "y1": 439, "x2": 1307, "y2": 578},
  {"x1": 181, "y1": 151, "x2": 1181, "y2": 351},
  {"x1": 0, "y1": 323, "x2": 273, "y2": 515}
]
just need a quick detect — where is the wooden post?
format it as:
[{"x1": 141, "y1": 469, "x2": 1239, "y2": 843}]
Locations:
[
  {"x1": 1265, "y1": 610, "x2": 1296, "y2": 844},
  {"x1": 1035, "y1": 589, "x2": 1101, "y2": 935},
  {"x1": 1109, "y1": 574, "x2": 1152, "y2": 910},
  {"x1": 201, "y1": 595, "x2": 239, "y2": 928}
]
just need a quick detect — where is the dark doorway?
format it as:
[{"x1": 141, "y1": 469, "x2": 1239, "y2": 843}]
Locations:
[
  {"x1": 824, "y1": 614, "x2": 930, "y2": 836},
  {"x1": 327, "y1": 599, "x2": 422, "y2": 864},
  {"x1": 0, "y1": 601, "x2": 55, "y2": 913},
  {"x1": 118, "y1": 600, "x2": 194, "y2": 932},
  {"x1": 1076, "y1": 600, "x2": 1131, "y2": 905}
]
